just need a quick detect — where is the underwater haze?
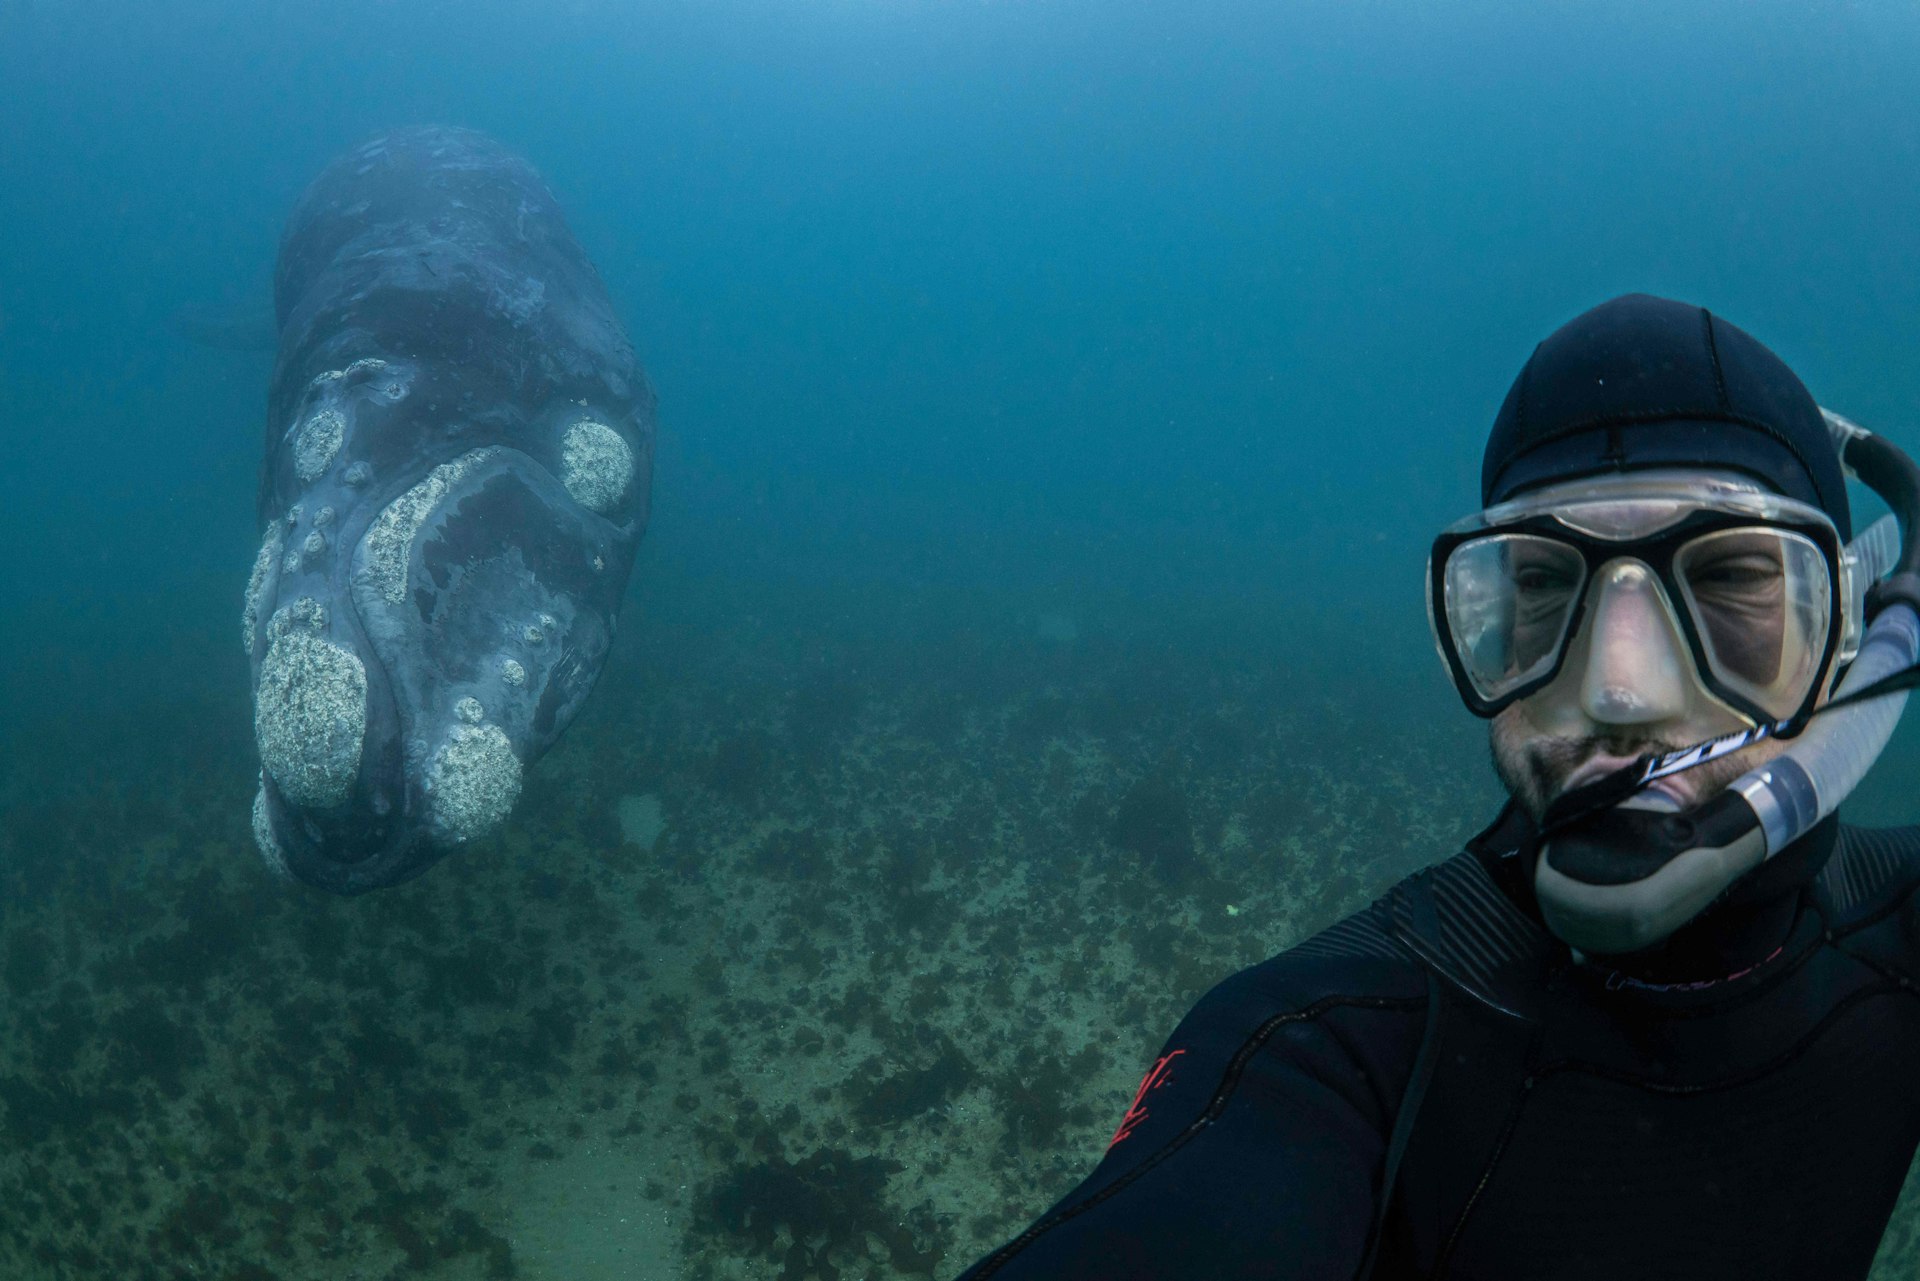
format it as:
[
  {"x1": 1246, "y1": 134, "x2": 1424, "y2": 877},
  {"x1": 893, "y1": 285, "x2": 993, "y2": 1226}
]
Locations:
[{"x1": 5, "y1": 0, "x2": 1920, "y2": 1276}]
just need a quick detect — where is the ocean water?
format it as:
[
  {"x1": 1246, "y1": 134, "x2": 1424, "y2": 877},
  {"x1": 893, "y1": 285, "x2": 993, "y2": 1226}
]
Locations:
[{"x1": 3, "y1": 1, "x2": 1920, "y2": 1276}]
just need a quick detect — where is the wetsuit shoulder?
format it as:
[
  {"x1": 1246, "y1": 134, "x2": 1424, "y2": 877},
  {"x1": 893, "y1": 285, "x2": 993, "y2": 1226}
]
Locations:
[
  {"x1": 956, "y1": 896, "x2": 1434, "y2": 1280},
  {"x1": 1819, "y1": 823, "x2": 1920, "y2": 977},
  {"x1": 1822, "y1": 823, "x2": 1920, "y2": 925}
]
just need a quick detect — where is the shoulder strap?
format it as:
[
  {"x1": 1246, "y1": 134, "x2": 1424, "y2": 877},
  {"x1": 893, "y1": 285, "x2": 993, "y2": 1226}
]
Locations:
[{"x1": 1356, "y1": 968, "x2": 1444, "y2": 1281}]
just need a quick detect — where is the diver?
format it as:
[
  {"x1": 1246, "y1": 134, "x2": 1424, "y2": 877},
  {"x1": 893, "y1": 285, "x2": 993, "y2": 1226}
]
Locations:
[{"x1": 958, "y1": 293, "x2": 1920, "y2": 1279}]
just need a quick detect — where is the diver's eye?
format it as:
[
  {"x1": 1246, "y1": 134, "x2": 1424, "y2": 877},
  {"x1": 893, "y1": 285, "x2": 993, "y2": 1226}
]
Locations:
[
  {"x1": 1689, "y1": 554, "x2": 1783, "y2": 593},
  {"x1": 1514, "y1": 565, "x2": 1578, "y2": 594}
]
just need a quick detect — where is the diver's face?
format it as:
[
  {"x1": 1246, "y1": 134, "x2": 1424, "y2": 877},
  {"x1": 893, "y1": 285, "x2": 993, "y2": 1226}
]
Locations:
[{"x1": 1490, "y1": 550, "x2": 1805, "y2": 820}]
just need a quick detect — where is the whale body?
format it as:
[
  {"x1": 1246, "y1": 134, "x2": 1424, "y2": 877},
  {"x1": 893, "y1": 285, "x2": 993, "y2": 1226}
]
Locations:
[{"x1": 243, "y1": 126, "x2": 655, "y2": 893}]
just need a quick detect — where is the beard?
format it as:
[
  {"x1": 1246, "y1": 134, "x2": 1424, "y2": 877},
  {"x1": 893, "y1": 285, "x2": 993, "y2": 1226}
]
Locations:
[{"x1": 1489, "y1": 708, "x2": 1781, "y2": 822}]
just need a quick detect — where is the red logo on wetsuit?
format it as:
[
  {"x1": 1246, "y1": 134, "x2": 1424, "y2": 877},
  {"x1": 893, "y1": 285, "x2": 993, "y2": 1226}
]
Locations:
[{"x1": 1108, "y1": 1049, "x2": 1186, "y2": 1148}]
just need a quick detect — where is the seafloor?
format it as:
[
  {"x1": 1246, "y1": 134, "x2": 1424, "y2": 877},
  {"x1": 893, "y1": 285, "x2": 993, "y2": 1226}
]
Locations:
[{"x1": 3, "y1": 596, "x2": 1919, "y2": 1279}]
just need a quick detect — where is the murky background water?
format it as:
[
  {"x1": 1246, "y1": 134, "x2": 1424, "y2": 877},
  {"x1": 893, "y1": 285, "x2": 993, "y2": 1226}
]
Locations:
[{"x1": 5, "y1": 1, "x2": 1920, "y2": 1275}]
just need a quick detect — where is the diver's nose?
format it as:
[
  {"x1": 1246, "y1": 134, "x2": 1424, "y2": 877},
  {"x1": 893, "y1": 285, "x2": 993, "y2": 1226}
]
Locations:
[{"x1": 1579, "y1": 559, "x2": 1691, "y2": 724}]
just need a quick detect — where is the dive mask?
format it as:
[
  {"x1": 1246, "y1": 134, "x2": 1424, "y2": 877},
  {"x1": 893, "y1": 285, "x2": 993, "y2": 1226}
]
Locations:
[{"x1": 1428, "y1": 474, "x2": 1869, "y2": 733}]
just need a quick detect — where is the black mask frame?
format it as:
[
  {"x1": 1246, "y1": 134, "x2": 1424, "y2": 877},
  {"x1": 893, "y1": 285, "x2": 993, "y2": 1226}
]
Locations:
[{"x1": 1429, "y1": 505, "x2": 1846, "y2": 732}]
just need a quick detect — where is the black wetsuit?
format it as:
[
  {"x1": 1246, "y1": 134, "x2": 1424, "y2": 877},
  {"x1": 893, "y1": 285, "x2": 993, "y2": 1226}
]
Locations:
[{"x1": 958, "y1": 808, "x2": 1920, "y2": 1279}]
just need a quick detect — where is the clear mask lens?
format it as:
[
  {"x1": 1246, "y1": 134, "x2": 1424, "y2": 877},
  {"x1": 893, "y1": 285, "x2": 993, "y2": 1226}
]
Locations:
[
  {"x1": 1443, "y1": 534, "x2": 1587, "y2": 705},
  {"x1": 1672, "y1": 528, "x2": 1831, "y2": 719}
]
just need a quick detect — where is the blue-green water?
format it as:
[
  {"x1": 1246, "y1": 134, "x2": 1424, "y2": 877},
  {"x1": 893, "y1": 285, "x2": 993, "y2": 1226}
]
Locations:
[{"x1": 5, "y1": 2, "x2": 1920, "y2": 1277}]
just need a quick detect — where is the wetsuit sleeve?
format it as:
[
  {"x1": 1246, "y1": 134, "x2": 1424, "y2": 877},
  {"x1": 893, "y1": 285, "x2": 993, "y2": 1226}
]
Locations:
[{"x1": 955, "y1": 946, "x2": 1431, "y2": 1281}]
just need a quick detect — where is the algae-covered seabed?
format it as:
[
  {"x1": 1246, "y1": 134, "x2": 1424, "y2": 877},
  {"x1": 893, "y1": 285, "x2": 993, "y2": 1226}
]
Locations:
[{"x1": 4, "y1": 604, "x2": 1919, "y2": 1280}]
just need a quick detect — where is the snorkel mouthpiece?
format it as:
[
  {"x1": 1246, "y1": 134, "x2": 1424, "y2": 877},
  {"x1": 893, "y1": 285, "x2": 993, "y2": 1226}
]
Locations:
[
  {"x1": 1536, "y1": 789, "x2": 1767, "y2": 954},
  {"x1": 1533, "y1": 412, "x2": 1920, "y2": 956}
]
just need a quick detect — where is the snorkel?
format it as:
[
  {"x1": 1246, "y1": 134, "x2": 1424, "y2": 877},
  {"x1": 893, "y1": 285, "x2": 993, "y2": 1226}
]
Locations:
[{"x1": 1533, "y1": 412, "x2": 1920, "y2": 955}]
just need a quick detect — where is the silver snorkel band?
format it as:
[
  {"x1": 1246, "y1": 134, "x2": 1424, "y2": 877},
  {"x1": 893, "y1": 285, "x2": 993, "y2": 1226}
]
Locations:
[{"x1": 1531, "y1": 411, "x2": 1920, "y2": 955}]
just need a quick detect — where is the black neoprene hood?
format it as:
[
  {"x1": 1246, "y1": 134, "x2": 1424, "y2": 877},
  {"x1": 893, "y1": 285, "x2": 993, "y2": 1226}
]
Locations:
[{"x1": 1482, "y1": 293, "x2": 1851, "y2": 539}]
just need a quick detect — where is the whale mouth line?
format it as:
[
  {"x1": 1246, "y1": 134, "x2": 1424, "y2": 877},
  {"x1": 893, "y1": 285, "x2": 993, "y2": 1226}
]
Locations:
[{"x1": 265, "y1": 446, "x2": 606, "y2": 887}]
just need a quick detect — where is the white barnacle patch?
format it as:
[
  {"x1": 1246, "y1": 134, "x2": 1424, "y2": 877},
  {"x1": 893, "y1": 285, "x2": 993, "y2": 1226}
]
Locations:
[
  {"x1": 303, "y1": 530, "x2": 327, "y2": 557},
  {"x1": 425, "y1": 723, "x2": 522, "y2": 846},
  {"x1": 344, "y1": 461, "x2": 372, "y2": 488},
  {"x1": 454, "y1": 696, "x2": 485, "y2": 724},
  {"x1": 242, "y1": 523, "x2": 286, "y2": 656},
  {"x1": 251, "y1": 782, "x2": 291, "y2": 879},
  {"x1": 292, "y1": 409, "x2": 346, "y2": 483},
  {"x1": 254, "y1": 623, "x2": 367, "y2": 810},
  {"x1": 355, "y1": 448, "x2": 500, "y2": 605},
  {"x1": 500, "y1": 658, "x2": 527, "y2": 687},
  {"x1": 314, "y1": 506, "x2": 336, "y2": 529},
  {"x1": 274, "y1": 597, "x2": 327, "y2": 635},
  {"x1": 559, "y1": 420, "x2": 633, "y2": 515}
]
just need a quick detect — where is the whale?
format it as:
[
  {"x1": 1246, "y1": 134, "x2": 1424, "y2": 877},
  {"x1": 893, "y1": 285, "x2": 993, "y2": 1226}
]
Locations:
[{"x1": 243, "y1": 126, "x2": 655, "y2": 893}]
